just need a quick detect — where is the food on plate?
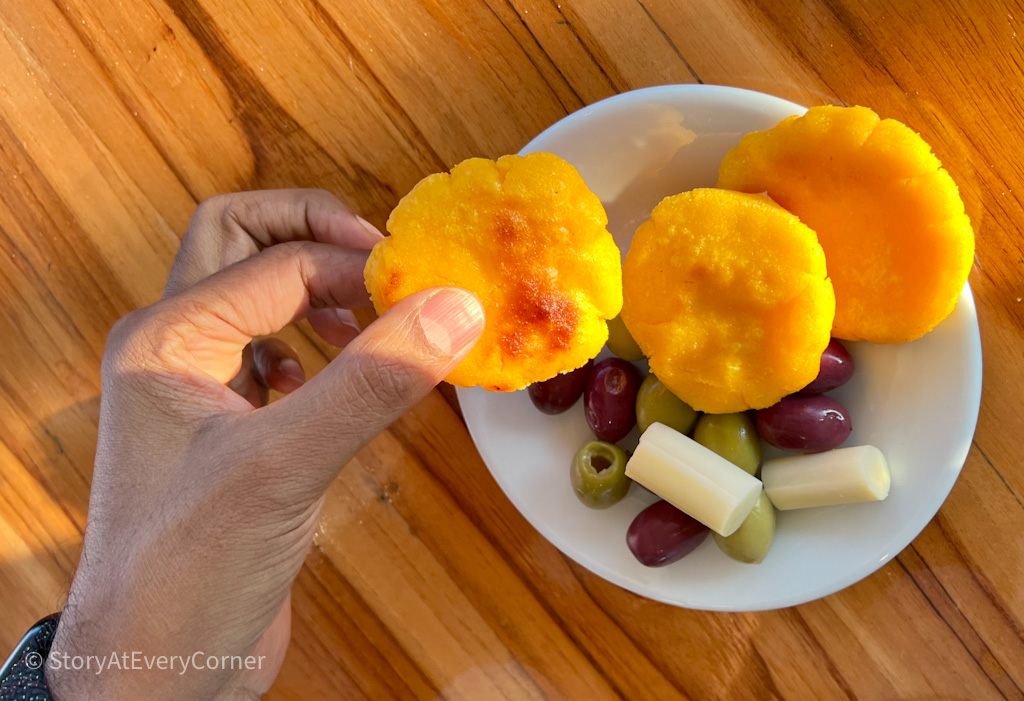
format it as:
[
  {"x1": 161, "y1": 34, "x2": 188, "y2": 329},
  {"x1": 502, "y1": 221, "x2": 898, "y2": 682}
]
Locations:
[
  {"x1": 626, "y1": 500, "x2": 709, "y2": 567},
  {"x1": 757, "y1": 394, "x2": 852, "y2": 453},
  {"x1": 693, "y1": 412, "x2": 762, "y2": 476},
  {"x1": 718, "y1": 105, "x2": 974, "y2": 344},
  {"x1": 799, "y1": 338, "x2": 855, "y2": 395},
  {"x1": 510, "y1": 101, "x2": 962, "y2": 570},
  {"x1": 625, "y1": 422, "x2": 762, "y2": 536},
  {"x1": 570, "y1": 441, "x2": 631, "y2": 509},
  {"x1": 635, "y1": 374, "x2": 699, "y2": 435},
  {"x1": 621, "y1": 188, "x2": 835, "y2": 413},
  {"x1": 584, "y1": 358, "x2": 643, "y2": 442},
  {"x1": 528, "y1": 360, "x2": 593, "y2": 414},
  {"x1": 365, "y1": 152, "x2": 622, "y2": 391},
  {"x1": 713, "y1": 492, "x2": 776, "y2": 564},
  {"x1": 606, "y1": 314, "x2": 644, "y2": 361},
  {"x1": 761, "y1": 444, "x2": 891, "y2": 510}
]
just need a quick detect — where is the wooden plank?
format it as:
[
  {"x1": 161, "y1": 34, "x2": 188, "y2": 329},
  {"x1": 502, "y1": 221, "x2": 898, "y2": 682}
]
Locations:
[{"x1": 0, "y1": 0, "x2": 1021, "y2": 698}]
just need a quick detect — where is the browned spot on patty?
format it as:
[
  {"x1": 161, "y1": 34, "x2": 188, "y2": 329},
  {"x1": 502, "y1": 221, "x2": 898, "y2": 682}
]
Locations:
[
  {"x1": 381, "y1": 268, "x2": 402, "y2": 303},
  {"x1": 499, "y1": 279, "x2": 579, "y2": 357},
  {"x1": 495, "y1": 208, "x2": 529, "y2": 247}
]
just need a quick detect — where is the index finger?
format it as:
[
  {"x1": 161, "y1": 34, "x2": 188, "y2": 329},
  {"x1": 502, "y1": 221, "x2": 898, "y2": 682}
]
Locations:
[
  {"x1": 165, "y1": 189, "x2": 384, "y2": 297},
  {"x1": 138, "y1": 241, "x2": 370, "y2": 385}
]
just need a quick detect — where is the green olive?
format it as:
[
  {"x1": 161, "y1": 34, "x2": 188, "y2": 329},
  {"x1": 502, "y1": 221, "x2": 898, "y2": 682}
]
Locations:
[
  {"x1": 693, "y1": 412, "x2": 762, "y2": 476},
  {"x1": 606, "y1": 315, "x2": 644, "y2": 361},
  {"x1": 571, "y1": 441, "x2": 631, "y2": 509},
  {"x1": 713, "y1": 492, "x2": 775, "y2": 564},
  {"x1": 635, "y1": 374, "x2": 699, "y2": 435}
]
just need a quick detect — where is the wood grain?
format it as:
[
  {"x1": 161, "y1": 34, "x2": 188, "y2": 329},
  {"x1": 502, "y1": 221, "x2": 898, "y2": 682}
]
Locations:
[{"x1": 1, "y1": 0, "x2": 1022, "y2": 698}]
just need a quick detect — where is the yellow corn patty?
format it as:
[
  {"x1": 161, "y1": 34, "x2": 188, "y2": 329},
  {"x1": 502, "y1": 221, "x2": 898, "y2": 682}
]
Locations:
[{"x1": 365, "y1": 153, "x2": 622, "y2": 391}]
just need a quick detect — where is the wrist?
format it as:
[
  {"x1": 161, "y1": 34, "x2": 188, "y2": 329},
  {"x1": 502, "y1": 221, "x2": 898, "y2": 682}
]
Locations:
[
  {"x1": 45, "y1": 612, "x2": 125, "y2": 701},
  {"x1": 45, "y1": 626, "x2": 184, "y2": 701},
  {"x1": 44, "y1": 592, "x2": 167, "y2": 701},
  {"x1": 43, "y1": 587, "x2": 260, "y2": 701}
]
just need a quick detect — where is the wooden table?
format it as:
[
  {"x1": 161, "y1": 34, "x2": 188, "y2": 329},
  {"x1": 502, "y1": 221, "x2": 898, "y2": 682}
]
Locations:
[{"x1": 1, "y1": 0, "x2": 1022, "y2": 698}]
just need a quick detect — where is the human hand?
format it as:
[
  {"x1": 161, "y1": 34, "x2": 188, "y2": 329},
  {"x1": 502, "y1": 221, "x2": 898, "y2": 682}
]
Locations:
[{"x1": 45, "y1": 190, "x2": 485, "y2": 700}]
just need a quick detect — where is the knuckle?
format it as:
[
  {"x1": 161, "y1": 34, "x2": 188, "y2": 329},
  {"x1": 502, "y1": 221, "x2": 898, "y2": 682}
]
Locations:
[
  {"x1": 303, "y1": 187, "x2": 335, "y2": 202},
  {"x1": 261, "y1": 239, "x2": 319, "y2": 273},
  {"x1": 106, "y1": 308, "x2": 143, "y2": 349},
  {"x1": 104, "y1": 309, "x2": 152, "y2": 369},
  {"x1": 265, "y1": 239, "x2": 308, "y2": 258},
  {"x1": 218, "y1": 194, "x2": 261, "y2": 234},
  {"x1": 192, "y1": 193, "x2": 230, "y2": 225},
  {"x1": 103, "y1": 304, "x2": 189, "y2": 374}
]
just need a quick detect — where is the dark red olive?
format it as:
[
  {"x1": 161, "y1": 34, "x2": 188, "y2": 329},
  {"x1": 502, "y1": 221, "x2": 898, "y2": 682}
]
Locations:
[
  {"x1": 528, "y1": 360, "x2": 593, "y2": 414},
  {"x1": 627, "y1": 500, "x2": 709, "y2": 567},
  {"x1": 799, "y1": 339, "x2": 855, "y2": 395},
  {"x1": 757, "y1": 394, "x2": 852, "y2": 453},
  {"x1": 584, "y1": 358, "x2": 642, "y2": 442}
]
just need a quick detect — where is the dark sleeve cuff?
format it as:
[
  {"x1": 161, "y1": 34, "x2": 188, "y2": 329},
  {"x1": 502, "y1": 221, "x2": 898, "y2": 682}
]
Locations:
[{"x1": 0, "y1": 613, "x2": 61, "y2": 700}]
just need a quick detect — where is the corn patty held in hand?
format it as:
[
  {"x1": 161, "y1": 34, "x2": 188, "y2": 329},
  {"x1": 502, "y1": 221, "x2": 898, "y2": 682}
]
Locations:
[{"x1": 365, "y1": 153, "x2": 622, "y2": 391}]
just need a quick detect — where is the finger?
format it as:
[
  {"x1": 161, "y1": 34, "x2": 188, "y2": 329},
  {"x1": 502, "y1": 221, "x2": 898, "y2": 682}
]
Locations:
[
  {"x1": 228, "y1": 344, "x2": 270, "y2": 408},
  {"x1": 251, "y1": 338, "x2": 306, "y2": 394},
  {"x1": 165, "y1": 189, "x2": 383, "y2": 297},
  {"x1": 307, "y1": 307, "x2": 362, "y2": 348},
  {"x1": 144, "y1": 242, "x2": 370, "y2": 383},
  {"x1": 254, "y1": 287, "x2": 485, "y2": 493}
]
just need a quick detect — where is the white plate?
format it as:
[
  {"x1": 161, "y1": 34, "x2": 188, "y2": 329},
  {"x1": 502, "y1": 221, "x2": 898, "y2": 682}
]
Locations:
[{"x1": 456, "y1": 85, "x2": 983, "y2": 611}]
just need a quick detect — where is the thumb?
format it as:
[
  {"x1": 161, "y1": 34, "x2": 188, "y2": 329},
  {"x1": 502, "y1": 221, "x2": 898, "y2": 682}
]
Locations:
[{"x1": 256, "y1": 287, "x2": 485, "y2": 489}]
